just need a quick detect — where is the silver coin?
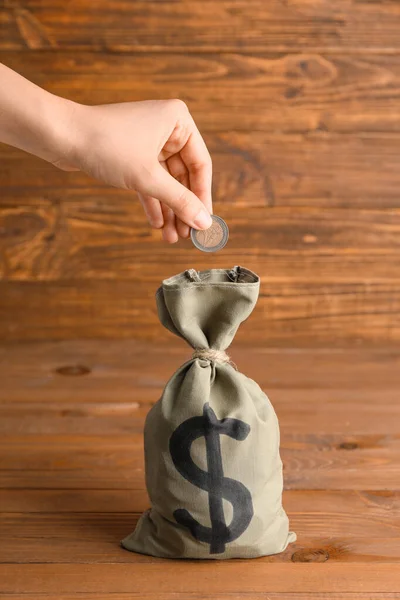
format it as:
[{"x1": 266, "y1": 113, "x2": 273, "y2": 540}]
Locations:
[{"x1": 190, "y1": 215, "x2": 229, "y2": 253}]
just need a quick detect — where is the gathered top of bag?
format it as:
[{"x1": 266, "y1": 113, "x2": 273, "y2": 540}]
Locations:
[
  {"x1": 156, "y1": 266, "x2": 260, "y2": 352},
  {"x1": 161, "y1": 266, "x2": 259, "y2": 288}
]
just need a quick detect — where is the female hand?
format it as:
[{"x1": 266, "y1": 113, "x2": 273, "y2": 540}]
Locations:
[
  {"x1": 61, "y1": 99, "x2": 213, "y2": 243},
  {"x1": 0, "y1": 64, "x2": 213, "y2": 243}
]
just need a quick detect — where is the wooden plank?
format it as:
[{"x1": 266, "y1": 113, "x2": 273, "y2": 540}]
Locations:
[
  {"x1": 3, "y1": 533, "x2": 400, "y2": 565},
  {"x1": 2, "y1": 51, "x2": 400, "y2": 134},
  {"x1": 1, "y1": 563, "x2": 400, "y2": 594},
  {"x1": 0, "y1": 596, "x2": 399, "y2": 600},
  {"x1": 3, "y1": 199, "x2": 400, "y2": 286},
  {"x1": 2, "y1": 389, "x2": 400, "y2": 435},
  {"x1": 2, "y1": 490, "x2": 400, "y2": 565},
  {"x1": 1, "y1": 429, "x2": 400, "y2": 490},
  {"x1": 2, "y1": 200, "x2": 400, "y2": 279},
  {"x1": 3, "y1": 198, "x2": 400, "y2": 255},
  {"x1": 1, "y1": 343, "x2": 400, "y2": 399},
  {"x1": 2, "y1": 200, "x2": 400, "y2": 345},
  {"x1": 2, "y1": 512, "x2": 400, "y2": 563},
  {"x1": 2, "y1": 1, "x2": 400, "y2": 52},
  {"x1": 0, "y1": 487, "x2": 398, "y2": 518},
  {"x1": 0, "y1": 488, "x2": 147, "y2": 513},
  {"x1": 2, "y1": 131, "x2": 400, "y2": 207},
  {"x1": 1, "y1": 278, "x2": 400, "y2": 345},
  {"x1": 0, "y1": 596, "x2": 398, "y2": 600},
  {"x1": 1, "y1": 432, "x2": 399, "y2": 450}
]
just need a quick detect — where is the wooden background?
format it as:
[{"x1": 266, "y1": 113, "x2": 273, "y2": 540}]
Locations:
[
  {"x1": 2, "y1": 2, "x2": 400, "y2": 597},
  {"x1": 1, "y1": 0, "x2": 400, "y2": 346}
]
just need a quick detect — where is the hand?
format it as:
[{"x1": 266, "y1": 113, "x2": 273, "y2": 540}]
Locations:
[
  {"x1": 58, "y1": 99, "x2": 213, "y2": 243},
  {"x1": 0, "y1": 64, "x2": 212, "y2": 243}
]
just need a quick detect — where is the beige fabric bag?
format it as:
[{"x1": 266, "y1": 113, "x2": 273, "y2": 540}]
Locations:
[{"x1": 122, "y1": 266, "x2": 296, "y2": 559}]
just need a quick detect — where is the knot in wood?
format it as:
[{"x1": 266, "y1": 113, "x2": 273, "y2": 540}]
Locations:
[
  {"x1": 55, "y1": 365, "x2": 91, "y2": 377},
  {"x1": 291, "y1": 548, "x2": 330, "y2": 563}
]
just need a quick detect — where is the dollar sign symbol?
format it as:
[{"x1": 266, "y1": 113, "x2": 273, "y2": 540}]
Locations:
[{"x1": 169, "y1": 403, "x2": 254, "y2": 554}]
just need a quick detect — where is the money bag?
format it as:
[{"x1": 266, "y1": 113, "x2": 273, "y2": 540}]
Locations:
[{"x1": 122, "y1": 266, "x2": 296, "y2": 559}]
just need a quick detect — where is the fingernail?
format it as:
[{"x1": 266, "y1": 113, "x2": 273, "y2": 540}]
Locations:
[{"x1": 193, "y1": 208, "x2": 212, "y2": 230}]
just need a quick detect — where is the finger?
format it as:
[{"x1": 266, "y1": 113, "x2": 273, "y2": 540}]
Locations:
[
  {"x1": 161, "y1": 203, "x2": 179, "y2": 244},
  {"x1": 176, "y1": 217, "x2": 190, "y2": 239},
  {"x1": 173, "y1": 215, "x2": 189, "y2": 240},
  {"x1": 160, "y1": 159, "x2": 180, "y2": 240},
  {"x1": 137, "y1": 193, "x2": 164, "y2": 229},
  {"x1": 167, "y1": 152, "x2": 189, "y2": 183},
  {"x1": 167, "y1": 154, "x2": 191, "y2": 239},
  {"x1": 179, "y1": 119, "x2": 213, "y2": 214},
  {"x1": 142, "y1": 164, "x2": 212, "y2": 230}
]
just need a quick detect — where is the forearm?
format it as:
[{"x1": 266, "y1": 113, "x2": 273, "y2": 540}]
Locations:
[{"x1": 0, "y1": 62, "x2": 77, "y2": 163}]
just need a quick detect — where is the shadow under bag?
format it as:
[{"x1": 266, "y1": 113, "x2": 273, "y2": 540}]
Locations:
[{"x1": 122, "y1": 266, "x2": 296, "y2": 559}]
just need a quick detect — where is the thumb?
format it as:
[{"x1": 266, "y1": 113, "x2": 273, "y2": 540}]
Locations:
[{"x1": 142, "y1": 165, "x2": 213, "y2": 230}]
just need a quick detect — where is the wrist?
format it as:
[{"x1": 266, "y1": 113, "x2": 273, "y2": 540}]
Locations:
[
  {"x1": 0, "y1": 63, "x2": 80, "y2": 165},
  {"x1": 39, "y1": 94, "x2": 86, "y2": 168}
]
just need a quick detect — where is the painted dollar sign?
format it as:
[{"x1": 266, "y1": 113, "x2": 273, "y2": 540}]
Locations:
[{"x1": 169, "y1": 402, "x2": 254, "y2": 554}]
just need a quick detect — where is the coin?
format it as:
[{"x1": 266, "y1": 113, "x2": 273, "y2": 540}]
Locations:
[{"x1": 190, "y1": 215, "x2": 229, "y2": 253}]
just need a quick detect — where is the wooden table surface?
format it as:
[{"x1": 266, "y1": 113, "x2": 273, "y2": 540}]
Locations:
[{"x1": 1, "y1": 339, "x2": 400, "y2": 597}]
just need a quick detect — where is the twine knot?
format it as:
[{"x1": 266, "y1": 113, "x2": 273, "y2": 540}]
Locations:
[{"x1": 192, "y1": 348, "x2": 237, "y2": 370}]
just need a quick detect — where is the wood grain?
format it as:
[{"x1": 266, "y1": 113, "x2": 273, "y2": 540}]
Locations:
[
  {"x1": 2, "y1": 513, "x2": 400, "y2": 563},
  {"x1": 1, "y1": 563, "x2": 400, "y2": 594},
  {"x1": 3, "y1": 200, "x2": 400, "y2": 278},
  {"x1": 2, "y1": 0, "x2": 400, "y2": 593},
  {"x1": 2, "y1": 131, "x2": 400, "y2": 207},
  {"x1": 1, "y1": 394, "x2": 400, "y2": 436},
  {"x1": 1, "y1": 343, "x2": 400, "y2": 592},
  {"x1": 1, "y1": 198, "x2": 400, "y2": 344},
  {"x1": 0, "y1": 596, "x2": 398, "y2": 600},
  {"x1": 2, "y1": 341, "x2": 400, "y2": 395},
  {"x1": 1, "y1": 431, "x2": 400, "y2": 489},
  {"x1": 2, "y1": 1, "x2": 400, "y2": 53},
  {"x1": 1, "y1": 486, "x2": 399, "y2": 520},
  {"x1": 0, "y1": 597, "x2": 398, "y2": 600},
  {"x1": 2, "y1": 133, "x2": 400, "y2": 347},
  {"x1": 2, "y1": 278, "x2": 400, "y2": 345},
  {"x1": 3, "y1": 51, "x2": 400, "y2": 134}
]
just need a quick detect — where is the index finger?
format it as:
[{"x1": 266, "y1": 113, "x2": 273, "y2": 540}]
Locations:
[{"x1": 179, "y1": 117, "x2": 213, "y2": 214}]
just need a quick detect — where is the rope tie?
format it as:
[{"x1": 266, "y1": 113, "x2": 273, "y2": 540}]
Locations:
[{"x1": 192, "y1": 348, "x2": 237, "y2": 370}]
